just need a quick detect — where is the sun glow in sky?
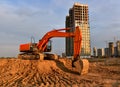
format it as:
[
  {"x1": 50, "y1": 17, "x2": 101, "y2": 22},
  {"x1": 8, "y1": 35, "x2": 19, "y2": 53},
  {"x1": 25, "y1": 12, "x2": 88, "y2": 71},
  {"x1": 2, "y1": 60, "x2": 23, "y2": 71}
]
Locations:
[{"x1": 0, "y1": 0, "x2": 120, "y2": 57}]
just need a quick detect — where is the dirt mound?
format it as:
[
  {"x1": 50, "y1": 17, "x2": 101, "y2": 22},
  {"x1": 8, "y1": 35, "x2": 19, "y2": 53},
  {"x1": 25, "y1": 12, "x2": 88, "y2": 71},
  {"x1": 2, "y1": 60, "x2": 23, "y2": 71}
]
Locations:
[
  {"x1": 0, "y1": 58, "x2": 120, "y2": 87},
  {"x1": 0, "y1": 58, "x2": 79, "y2": 87}
]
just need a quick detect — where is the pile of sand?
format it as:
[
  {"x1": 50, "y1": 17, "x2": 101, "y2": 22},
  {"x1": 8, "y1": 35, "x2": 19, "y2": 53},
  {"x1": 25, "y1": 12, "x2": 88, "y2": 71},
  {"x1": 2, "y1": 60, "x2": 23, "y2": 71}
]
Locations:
[
  {"x1": 0, "y1": 58, "x2": 120, "y2": 87},
  {"x1": 0, "y1": 58, "x2": 79, "y2": 86}
]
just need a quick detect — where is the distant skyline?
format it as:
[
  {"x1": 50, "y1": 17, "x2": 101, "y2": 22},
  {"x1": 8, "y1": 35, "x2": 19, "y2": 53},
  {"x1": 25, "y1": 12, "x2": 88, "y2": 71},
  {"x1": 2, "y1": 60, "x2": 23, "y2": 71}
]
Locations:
[{"x1": 0, "y1": 0, "x2": 120, "y2": 57}]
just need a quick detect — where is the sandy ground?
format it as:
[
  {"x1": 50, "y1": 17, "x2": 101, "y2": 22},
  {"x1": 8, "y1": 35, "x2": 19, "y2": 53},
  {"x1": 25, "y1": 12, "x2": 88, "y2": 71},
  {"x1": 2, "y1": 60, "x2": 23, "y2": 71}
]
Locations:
[{"x1": 0, "y1": 58, "x2": 120, "y2": 87}]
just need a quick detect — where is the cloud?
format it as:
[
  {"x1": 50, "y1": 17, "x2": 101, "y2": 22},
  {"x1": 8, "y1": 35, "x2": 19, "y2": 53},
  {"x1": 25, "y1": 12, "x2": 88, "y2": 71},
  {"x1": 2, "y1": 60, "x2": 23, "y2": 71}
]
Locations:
[
  {"x1": 89, "y1": 0, "x2": 120, "y2": 49},
  {"x1": 0, "y1": 1, "x2": 67, "y2": 57},
  {"x1": 0, "y1": 0, "x2": 120, "y2": 57}
]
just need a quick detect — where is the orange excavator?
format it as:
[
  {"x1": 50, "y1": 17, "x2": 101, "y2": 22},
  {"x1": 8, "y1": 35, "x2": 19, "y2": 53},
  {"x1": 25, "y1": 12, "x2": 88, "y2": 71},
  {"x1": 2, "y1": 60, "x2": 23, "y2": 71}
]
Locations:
[{"x1": 18, "y1": 26, "x2": 89, "y2": 75}]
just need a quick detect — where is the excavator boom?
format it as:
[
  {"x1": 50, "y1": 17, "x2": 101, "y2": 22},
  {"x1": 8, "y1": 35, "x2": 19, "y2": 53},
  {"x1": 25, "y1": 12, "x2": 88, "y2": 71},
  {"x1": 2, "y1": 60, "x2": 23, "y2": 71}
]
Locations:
[{"x1": 37, "y1": 28, "x2": 75, "y2": 52}]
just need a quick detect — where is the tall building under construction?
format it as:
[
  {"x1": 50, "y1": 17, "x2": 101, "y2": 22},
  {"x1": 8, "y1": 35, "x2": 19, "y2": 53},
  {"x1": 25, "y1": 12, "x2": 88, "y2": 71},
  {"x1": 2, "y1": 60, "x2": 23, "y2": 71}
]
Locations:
[{"x1": 65, "y1": 3, "x2": 91, "y2": 58}]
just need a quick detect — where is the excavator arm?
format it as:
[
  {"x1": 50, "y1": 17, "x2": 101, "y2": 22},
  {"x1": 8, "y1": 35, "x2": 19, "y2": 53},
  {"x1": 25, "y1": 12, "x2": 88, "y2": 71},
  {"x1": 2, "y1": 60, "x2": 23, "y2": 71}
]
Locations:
[
  {"x1": 37, "y1": 28, "x2": 74, "y2": 52},
  {"x1": 37, "y1": 26, "x2": 82, "y2": 61}
]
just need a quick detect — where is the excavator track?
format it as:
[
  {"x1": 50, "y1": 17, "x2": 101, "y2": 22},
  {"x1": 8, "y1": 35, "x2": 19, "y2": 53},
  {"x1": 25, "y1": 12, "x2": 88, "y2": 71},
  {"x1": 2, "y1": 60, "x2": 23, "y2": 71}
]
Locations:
[
  {"x1": 18, "y1": 53, "x2": 44, "y2": 60},
  {"x1": 45, "y1": 54, "x2": 58, "y2": 60},
  {"x1": 18, "y1": 53, "x2": 58, "y2": 60}
]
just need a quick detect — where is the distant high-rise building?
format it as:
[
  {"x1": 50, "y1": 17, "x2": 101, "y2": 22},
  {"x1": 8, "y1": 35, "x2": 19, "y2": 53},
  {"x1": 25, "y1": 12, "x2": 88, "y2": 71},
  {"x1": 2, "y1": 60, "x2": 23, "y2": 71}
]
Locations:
[
  {"x1": 97, "y1": 48, "x2": 104, "y2": 57},
  {"x1": 116, "y1": 41, "x2": 120, "y2": 57},
  {"x1": 104, "y1": 48, "x2": 109, "y2": 57},
  {"x1": 93, "y1": 47, "x2": 97, "y2": 57},
  {"x1": 109, "y1": 42, "x2": 114, "y2": 57},
  {"x1": 114, "y1": 47, "x2": 117, "y2": 57},
  {"x1": 65, "y1": 3, "x2": 91, "y2": 58}
]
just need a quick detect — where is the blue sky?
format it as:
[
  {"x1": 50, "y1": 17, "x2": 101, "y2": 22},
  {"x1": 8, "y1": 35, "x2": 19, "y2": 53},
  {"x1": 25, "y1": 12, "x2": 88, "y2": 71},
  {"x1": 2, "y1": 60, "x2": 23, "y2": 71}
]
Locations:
[{"x1": 0, "y1": 0, "x2": 120, "y2": 57}]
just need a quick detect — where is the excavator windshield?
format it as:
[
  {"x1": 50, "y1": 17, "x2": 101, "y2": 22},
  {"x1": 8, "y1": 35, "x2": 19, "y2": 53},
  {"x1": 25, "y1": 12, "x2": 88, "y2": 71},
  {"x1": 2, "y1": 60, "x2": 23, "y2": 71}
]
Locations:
[{"x1": 44, "y1": 40, "x2": 52, "y2": 52}]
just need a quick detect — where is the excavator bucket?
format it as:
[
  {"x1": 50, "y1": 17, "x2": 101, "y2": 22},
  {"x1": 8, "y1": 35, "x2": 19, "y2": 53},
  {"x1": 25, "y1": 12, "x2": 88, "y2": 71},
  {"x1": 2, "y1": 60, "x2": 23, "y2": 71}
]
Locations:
[
  {"x1": 73, "y1": 26, "x2": 89, "y2": 75},
  {"x1": 80, "y1": 59, "x2": 89, "y2": 75},
  {"x1": 75, "y1": 59, "x2": 89, "y2": 75}
]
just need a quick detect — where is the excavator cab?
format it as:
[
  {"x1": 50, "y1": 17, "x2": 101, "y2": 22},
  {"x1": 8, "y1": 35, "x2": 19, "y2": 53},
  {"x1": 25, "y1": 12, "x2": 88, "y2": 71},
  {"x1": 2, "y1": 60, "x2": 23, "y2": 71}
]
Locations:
[
  {"x1": 44, "y1": 40, "x2": 52, "y2": 52},
  {"x1": 19, "y1": 40, "x2": 52, "y2": 52}
]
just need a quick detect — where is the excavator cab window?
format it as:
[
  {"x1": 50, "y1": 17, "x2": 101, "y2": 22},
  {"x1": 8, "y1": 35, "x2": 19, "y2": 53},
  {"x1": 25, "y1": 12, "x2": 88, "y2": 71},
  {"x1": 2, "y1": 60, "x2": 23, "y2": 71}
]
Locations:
[{"x1": 44, "y1": 40, "x2": 52, "y2": 52}]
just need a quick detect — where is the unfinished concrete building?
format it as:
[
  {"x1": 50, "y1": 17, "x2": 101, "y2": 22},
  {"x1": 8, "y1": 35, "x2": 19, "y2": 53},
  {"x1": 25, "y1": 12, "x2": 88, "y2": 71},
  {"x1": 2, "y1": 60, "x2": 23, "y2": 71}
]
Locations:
[
  {"x1": 93, "y1": 47, "x2": 97, "y2": 57},
  {"x1": 97, "y1": 48, "x2": 104, "y2": 57},
  {"x1": 116, "y1": 41, "x2": 120, "y2": 57},
  {"x1": 65, "y1": 3, "x2": 91, "y2": 58},
  {"x1": 105, "y1": 48, "x2": 109, "y2": 57},
  {"x1": 109, "y1": 42, "x2": 114, "y2": 57}
]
